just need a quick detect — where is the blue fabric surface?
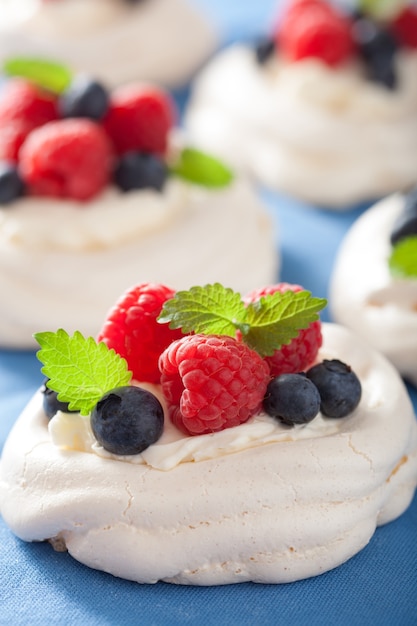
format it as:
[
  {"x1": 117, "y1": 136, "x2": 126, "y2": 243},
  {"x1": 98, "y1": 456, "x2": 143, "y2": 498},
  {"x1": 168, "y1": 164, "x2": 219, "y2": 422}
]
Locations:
[{"x1": 1, "y1": 2, "x2": 417, "y2": 624}]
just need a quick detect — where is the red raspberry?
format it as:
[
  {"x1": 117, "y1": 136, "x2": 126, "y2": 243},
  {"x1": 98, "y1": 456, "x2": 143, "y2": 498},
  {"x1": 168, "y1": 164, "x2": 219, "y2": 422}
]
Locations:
[
  {"x1": 102, "y1": 84, "x2": 176, "y2": 156},
  {"x1": 97, "y1": 283, "x2": 184, "y2": 384},
  {"x1": 0, "y1": 79, "x2": 59, "y2": 128},
  {"x1": 19, "y1": 119, "x2": 113, "y2": 201},
  {"x1": 0, "y1": 119, "x2": 34, "y2": 163},
  {"x1": 244, "y1": 283, "x2": 322, "y2": 377},
  {"x1": 159, "y1": 334, "x2": 271, "y2": 436},
  {"x1": 278, "y1": 0, "x2": 354, "y2": 66},
  {"x1": 392, "y1": 7, "x2": 417, "y2": 49}
]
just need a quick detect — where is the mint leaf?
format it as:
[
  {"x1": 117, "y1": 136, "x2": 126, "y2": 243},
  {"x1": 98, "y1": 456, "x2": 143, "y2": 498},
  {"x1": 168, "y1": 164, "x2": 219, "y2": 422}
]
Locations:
[
  {"x1": 389, "y1": 236, "x2": 417, "y2": 279},
  {"x1": 158, "y1": 284, "x2": 327, "y2": 356},
  {"x1": 3, "y1": 57, "x2": 72, "y2": 93},
  {"x1": 358, "y1": 0, "x2": 402, "y2": 19},
  {"x1": 158, "y1": 283, "x2": 247, "y2": 336},
  {"x1": 244, "y1": 290, "x2": 327, "y2": 356},
  {"x1": 170, "y1": 148, "x2": 234, "y2": 188},
  {"x1": 34, "y1": 330, "x2": 132, "y2": 416}
]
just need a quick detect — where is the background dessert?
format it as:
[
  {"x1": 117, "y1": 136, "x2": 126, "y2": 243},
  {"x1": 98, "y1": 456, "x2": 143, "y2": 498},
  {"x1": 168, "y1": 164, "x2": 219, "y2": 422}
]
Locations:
[
  {"x1": 185, "y1": 0, "x2": 417, "y2": 208},
  {"x1": 1, "y1": 1, "x2": 416, "y2": 624},
  {"x1": 0, "y1": 0, "x2": 217, "y2": 88},
  {"x1": 0, "y1": 64, "x2": 278, "y2": 348},
  {"x1": 329, "y1": 189, "x2": 417, "y2": 386}
]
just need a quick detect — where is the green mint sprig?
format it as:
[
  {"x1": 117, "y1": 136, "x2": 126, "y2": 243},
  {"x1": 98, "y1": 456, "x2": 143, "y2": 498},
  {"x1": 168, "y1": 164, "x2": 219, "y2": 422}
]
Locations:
[
  {"x1": 34, "y1": 330, "x2": 132, "y2": 416},
  {"x1": 3, "y1": 57, "x2": 72, "y2": 93},
  {"x1": 389, "y1": 236, "x2": 417, "y2": 279},
  {"x1": 170, "y1": 148, "x2": 234, "y2": 189},
  {"x1": 158, "y1": 284, "x2": 326, "y2": 357},
  {"x1": 358, "y1": 0, "x2": 406, "y2": 19}
]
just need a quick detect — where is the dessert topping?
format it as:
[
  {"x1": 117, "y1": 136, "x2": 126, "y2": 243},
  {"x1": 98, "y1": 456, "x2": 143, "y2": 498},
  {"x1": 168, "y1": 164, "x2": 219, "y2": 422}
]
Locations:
[
  {"x1": 0, "y1": 58, "x2": 234, "y2": 205},
  {"x1": 97, "y1": 283, "x2": 184, "y2": 384},
  {"x1": 19, "y1": 118, "x2": 113, "y2": 201},
  {"x1": 159, "y1": 334, "x2": 270, "y2": 435},
  {"x1": 257, "y1": 0, "x2": 416, "y2": 89},
  {"x1": 91, "y1": 386, "x2": 164, "y2": 456},
  {"x1": 306, "y1": 359, "x2": 362, "y2": 418},
  {"x1": 263, "y1": 372, "x2": 321, "y2": 425},
  {"x1": 243, "y1": 283, "x2": 322, "y2": 376}
]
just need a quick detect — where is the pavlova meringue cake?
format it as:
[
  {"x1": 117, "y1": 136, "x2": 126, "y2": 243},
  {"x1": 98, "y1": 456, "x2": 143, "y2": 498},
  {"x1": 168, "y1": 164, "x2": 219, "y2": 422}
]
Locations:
[
  {"x1": 0, "y1": 0, "x2": 216, "y2": 88},
  {"x1": 185, "y1": 0, "x2": 417, "y2": 207},
  {"x1": 0, "y1": 61, "x2": 277, "y2": 348},
  {"x1": 1, "y1": 282, "x2": 416, "y2": 585},
  {"x1": 330, "y1": 187, "x2": 417, "y2": 386}
]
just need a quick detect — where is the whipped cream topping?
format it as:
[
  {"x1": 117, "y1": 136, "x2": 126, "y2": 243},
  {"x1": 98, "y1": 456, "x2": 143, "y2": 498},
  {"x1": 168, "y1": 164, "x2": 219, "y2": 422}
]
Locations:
[
  {"x1": 0, "y1": 0, "x2": 217, "y2": 87},
  {"x1": 330, "y1": 193, "x2": 417, "y2": 385},
  {"x1": 1, "y1": 324, "x2": 416, "y2": 585},
  {"x1": 185, "y1": 45, "x2": 417, "y2": 207},
  {"x1": 0, "y1": 177, "x2": 278, "y2": 348}
]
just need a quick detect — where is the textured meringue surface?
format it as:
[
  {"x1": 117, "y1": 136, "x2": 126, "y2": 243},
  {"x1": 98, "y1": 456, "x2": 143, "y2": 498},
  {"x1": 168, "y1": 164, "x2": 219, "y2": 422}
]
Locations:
[{"x1": 1, "y1": 323, "x2": 416, "y2": 585}]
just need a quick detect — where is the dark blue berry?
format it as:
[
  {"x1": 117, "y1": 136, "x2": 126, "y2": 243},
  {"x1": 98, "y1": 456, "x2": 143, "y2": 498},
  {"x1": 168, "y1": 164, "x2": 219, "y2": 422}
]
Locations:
[
  {"x1": 114, "y1": 152, "x2": 168, "y2": 192},
  {"x1": 263, "y1": 373, "x2": 321, "y2": 426},
  {"x1": 390, "y1": 186, "x2": 417, "y2": 245},
  {"x1": 353, "y1": 19, "x2": 399, "y2": 89},
  {"x1": 42, "y1": 379, "x2": 77, "y2": 420},
  {"x1": 254, "y1": 36, "x2": 276, "y2": 64},
  {"x1": 91, "y1": 386, "x2": 164, "y2": 455},
  {"x1": 0, "y1": 162, "x2": 25, "y2": 204},
  {"x1": 306, "y1": 359, "x2": 361, "y2": 418},
  {"x1": 59, "y1": 75, "x2": 109, "y2": 120}
]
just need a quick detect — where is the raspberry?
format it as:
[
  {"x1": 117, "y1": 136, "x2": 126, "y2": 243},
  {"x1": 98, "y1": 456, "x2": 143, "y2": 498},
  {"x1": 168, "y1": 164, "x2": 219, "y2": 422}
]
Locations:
[
  {"x1": 0, "y1": 79, "x2": 59, "y2": 128},
  {"x1": 0, "y1": 80, "x2": 59, "y2": 162},
  {"x1": 278, "y1": 0, "x2": 354, "y2": 66},
  {"x1": 0, "y1": 119, "x2": 34, "y2": 163},
  {"x1": 19, "y1": 119, "x2": 113, "y2": 201},
  {"x1": 392, "y1": 7, "x2": 417, "y2": 49},
  {"x1": 159, "y1": 334, "x2": 271, "y2": 436},
  {"x1": 97, "y1": 283, "x2": 184, "y2": 384},
  {"x1": 102, "y1": 84, "x2": 176, "y2": 156},
  {"x1": 244, "y1": 283, "x2": 322, "y2": 377}
]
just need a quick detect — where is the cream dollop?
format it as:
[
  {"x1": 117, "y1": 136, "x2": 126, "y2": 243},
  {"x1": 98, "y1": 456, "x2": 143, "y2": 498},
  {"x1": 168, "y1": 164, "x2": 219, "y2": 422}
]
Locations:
[
  {"x1": 1, "y1": 324, "x2": 416, "y2": 585},
  {"x1": 185, "y1": 45, "x2": 417, "y2": 207},
  {"x1": 330, "y1": 193, "x2": 417, "y2": 385},
  {"x1": 0, "y1": 177, "x2": 278, "y2": 348},
  {"x1": 0, "y1": 0, "x2": 217, "y2": 87}
]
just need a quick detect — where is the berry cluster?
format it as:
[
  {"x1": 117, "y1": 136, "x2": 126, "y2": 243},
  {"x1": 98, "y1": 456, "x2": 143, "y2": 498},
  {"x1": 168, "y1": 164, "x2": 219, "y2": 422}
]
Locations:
[
  {"x1": 41, "y1": 281, "x2": 362, "y2": 453},
  {"x1": 0, "y1": 74, "x2": 175, "y2": 204},
  {"x1": 255, "y1": 0, "x2": 417, "y2": 89}
]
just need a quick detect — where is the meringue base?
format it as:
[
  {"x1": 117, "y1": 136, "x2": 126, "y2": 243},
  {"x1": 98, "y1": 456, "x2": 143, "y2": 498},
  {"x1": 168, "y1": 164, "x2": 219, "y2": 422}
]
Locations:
[{"x1": 1, "y1": 324, "x2": 416, "y2": 585}]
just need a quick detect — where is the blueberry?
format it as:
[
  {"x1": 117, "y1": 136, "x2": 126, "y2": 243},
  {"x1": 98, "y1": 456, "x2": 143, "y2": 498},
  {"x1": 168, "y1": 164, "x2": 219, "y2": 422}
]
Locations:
[
  {"x1": 352, "y1": 19, "x2": 399, "y2": 89},
  {"x1": 306, "y1": 360, "x2": 362, "y2": 418},
  {"x1": 59, "y1": 75, "x2": 109, "y2": 120},
  {"x1": 42, "y1": 379, "x2": 77, "y2": 420},
  {"x1": 91, "y1": 386, "x2": 164, "y2": 455},
  {"x1": 263, "y1": 373, "x2": 321, "y2": 426},
  {"x1": 254, "y1": 36, "x2": 276, "y2": 65},
  {"x1": 0, "y1": 162, "x2": 25, "y2": 205},
  {"x1": 114, "y1": 152, "x2": 168, "y2": 192}
]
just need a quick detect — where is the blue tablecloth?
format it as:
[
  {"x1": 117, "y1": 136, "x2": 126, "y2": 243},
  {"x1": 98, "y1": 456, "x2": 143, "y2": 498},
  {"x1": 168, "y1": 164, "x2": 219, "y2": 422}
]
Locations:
[{"x1": 1, "y1": 2, "x2": 416, "y2": 624}]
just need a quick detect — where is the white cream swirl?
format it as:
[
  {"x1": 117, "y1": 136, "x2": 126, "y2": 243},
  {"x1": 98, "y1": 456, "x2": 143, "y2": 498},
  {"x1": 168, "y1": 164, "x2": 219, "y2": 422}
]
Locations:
[
  {"x1": 1, "y1": 324, "x2": 416, "y2": 585},
  {"x1": 0, "y1": 0, "x2": 217, "y2": 87},
  {"x1": 330, "y1": 194, "x2": 417, "y2": 386},
  {"x1": 185, "y1": 45, "x2": 417, "y2": 207}
]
